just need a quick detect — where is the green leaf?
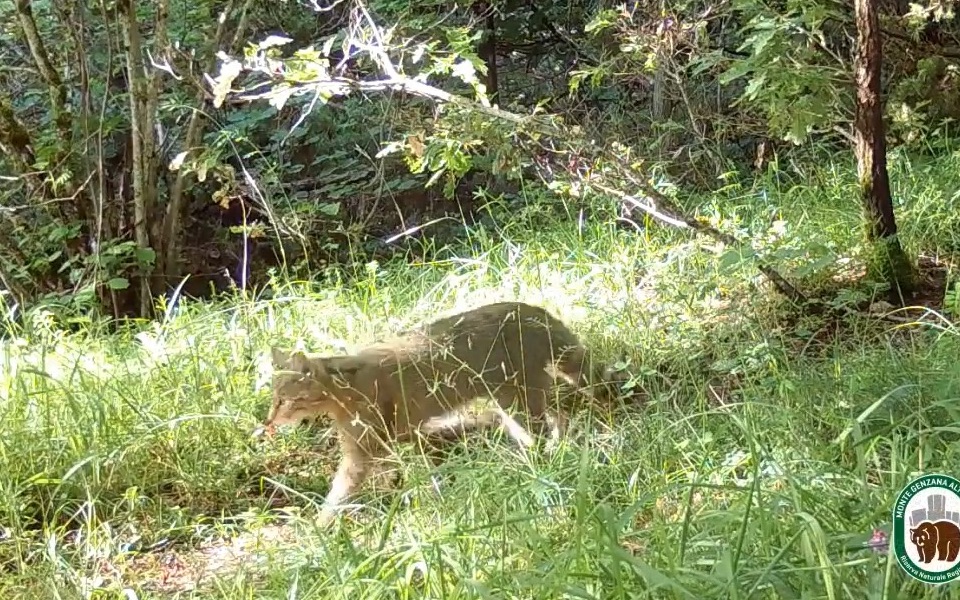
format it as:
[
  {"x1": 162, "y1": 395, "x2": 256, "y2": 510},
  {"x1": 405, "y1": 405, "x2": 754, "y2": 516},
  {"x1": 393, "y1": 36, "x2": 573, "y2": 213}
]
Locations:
[
  {"x1": 318, "y1": 202, "x2": 340, "y2": 216},
  {"x1": 743, "y1": 74, "x2": 768, "y2": 100},
  {"x1": 746, "y1": 28, "x2": 778, "y2": 56},
  {"x1": 718, "y1": 246, "x2": 756, "y2": 273},
  {"x1": 136, "y1": 248, "x2": 156, "y2": 266},
  {"x1": 719, "y1": 59, "x2": 755, "y2": 85},
  {"x1": 107, "y1": 278, "x2": 130, "y2": 290},
  {"x1": 794, "y1": 253, "x2": 838, "y2": 277}
]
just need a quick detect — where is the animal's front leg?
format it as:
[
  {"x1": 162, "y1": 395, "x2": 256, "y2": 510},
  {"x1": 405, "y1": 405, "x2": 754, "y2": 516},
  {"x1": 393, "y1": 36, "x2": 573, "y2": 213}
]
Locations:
[
  {"x1": 318, "y1": 442, "x2": 371, "y2": 525},
  {"x1": 542, "y1": 409, "x2": 568, "y2": 453}
]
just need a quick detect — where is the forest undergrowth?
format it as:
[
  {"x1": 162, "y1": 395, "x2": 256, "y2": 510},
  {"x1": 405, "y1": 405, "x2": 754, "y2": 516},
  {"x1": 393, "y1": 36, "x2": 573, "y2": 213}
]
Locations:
[{"x1": 2, "y1": 150, "x2": 960, "y2": 598}]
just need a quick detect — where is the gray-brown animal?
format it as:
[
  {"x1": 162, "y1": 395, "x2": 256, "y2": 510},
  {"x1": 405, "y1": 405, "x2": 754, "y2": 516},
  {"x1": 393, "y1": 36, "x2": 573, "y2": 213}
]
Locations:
[{"x1": 262, "y1": 301, "x2": 612, "y2": 524}]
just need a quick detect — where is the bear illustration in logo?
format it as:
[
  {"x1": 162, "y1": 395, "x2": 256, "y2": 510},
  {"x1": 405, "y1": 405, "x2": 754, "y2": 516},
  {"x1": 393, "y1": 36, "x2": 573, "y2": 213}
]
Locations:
[{"x1": 910, "y1": 520, "x2": 960, "y2": 563}]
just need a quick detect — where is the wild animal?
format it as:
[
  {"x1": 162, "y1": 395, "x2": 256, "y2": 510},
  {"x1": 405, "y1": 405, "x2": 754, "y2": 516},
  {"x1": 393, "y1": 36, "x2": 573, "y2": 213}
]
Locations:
[{"x1": 262, "y1": 301, "x2": 612, "y2": 524}]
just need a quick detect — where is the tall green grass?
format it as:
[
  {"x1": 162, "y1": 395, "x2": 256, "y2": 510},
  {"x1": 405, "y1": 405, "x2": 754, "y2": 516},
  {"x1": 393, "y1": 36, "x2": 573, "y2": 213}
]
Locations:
[{"x1": 2, "y1": 151, "x2": 960, "y2": 598}]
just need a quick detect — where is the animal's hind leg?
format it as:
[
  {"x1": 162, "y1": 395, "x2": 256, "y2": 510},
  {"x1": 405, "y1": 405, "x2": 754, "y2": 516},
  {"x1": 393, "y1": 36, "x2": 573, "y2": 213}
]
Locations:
[
  {"x1": 487, "y1": 398, "x2": 537, "y2": 449},
  {"x1": 415, "y1": 410, "x2": 503, "y2": 465},
  {"x1": 497, "y1": 374, "x2": 567, "y2": 448}
]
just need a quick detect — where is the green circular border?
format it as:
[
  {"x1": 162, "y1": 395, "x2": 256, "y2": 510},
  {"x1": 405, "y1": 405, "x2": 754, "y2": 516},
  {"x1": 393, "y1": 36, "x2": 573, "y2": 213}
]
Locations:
[{"x1": 892, "y1": 473, "x2": 960, "y2": 585}]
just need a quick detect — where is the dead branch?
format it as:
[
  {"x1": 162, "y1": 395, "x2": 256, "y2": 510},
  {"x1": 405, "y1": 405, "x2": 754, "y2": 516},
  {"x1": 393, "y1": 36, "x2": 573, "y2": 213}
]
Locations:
[{"x1": 593, "y1": 182, "x2": 806, "y2": 303}]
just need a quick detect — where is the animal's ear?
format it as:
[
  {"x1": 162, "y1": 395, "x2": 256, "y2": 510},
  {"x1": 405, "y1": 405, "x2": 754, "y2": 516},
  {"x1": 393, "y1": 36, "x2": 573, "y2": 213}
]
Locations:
[
  {"x1": 271, "y1": 347, "x2": 312, "y2": 372},
  {"x1": 271, "y1": 347, "x2": 294, "y2": 368}
]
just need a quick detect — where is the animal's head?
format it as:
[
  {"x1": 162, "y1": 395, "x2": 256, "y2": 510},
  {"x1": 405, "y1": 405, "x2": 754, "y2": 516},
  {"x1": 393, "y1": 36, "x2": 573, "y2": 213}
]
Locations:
[
  {"x1": 260, "y1": 347, "x2": 346, "y2": 432},
  {"x1": 911, "y1": 524, "x2": 935, "y2": 547}
]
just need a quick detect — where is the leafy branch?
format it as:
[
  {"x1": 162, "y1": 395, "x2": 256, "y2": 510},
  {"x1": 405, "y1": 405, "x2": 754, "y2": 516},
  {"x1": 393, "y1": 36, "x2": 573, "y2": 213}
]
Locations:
[{"x1": 208, "y1": 0, "x2": 806, "y2": 304}]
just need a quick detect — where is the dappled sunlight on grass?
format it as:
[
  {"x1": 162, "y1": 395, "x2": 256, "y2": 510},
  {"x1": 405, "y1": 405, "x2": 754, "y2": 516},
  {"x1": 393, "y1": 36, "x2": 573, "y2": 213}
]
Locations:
[{"x1": 2, "y1": 165, "x2": 960, "y2": 597}]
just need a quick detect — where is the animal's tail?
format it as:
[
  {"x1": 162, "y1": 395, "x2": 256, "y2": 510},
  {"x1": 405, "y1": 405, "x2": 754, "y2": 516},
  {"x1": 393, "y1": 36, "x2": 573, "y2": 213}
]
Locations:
[
  {"x1": 554, "y1": 343, "x2": 618, "y2": 402},
  {"x1": 534, "y1": 308, "x2": 617, "y2": 402}
]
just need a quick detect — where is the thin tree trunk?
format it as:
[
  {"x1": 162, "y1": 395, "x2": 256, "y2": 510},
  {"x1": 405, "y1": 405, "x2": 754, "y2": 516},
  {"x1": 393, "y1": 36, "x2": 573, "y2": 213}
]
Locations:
[
  {"x1": 146, "y1": 0, "x2": 168, "y2": 293},
  {"x1": 119, "y1": 0, "x2": 160, "y2": 317},
  {"x1": 473, "y1": 0, "x2": 498, "y2": 104},
  {"x1": 853, "y1": 0, "x2": 914, "y2": 298},
  {"x1": 14, "y1": 0, "x2": 71, "y2": 151},
  {"x1": 13, "y1": 0, "x2": 87, "y2": 224}
]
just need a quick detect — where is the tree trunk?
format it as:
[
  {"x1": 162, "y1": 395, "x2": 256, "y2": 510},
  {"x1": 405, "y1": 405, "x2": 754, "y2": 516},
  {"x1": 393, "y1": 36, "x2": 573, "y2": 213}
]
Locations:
[
  {"x1": 474, "y1": 1, "x2": 498, "y2": 104},
  {"x1": 853, "y1": 0, "x2": 915, "y2": 299},
  {"x1": 14, "y1": 0, "x2": 71, "y2": 152},
  {"x1": 119, "y1": 0, "x2": 161, "y2": 317}
]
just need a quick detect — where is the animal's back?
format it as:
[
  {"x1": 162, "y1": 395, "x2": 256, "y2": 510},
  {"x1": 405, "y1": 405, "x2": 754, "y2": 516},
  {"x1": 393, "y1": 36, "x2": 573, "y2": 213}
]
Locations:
[
  {"x1": 332, "y1": 338, "x2": 445, "y2": 432},
  {"x1": 420, "y1": 301, "x2": 581, "y2": 348},
  {"x1": 350, "y1": 301, "x2": 609, "y2": 430},
  {"x1": 416, "y1": 301, "x2": 591, "y2": 389},
  {"x1": 348, "y1": 303, "x2": 569, "y2": 413}
]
